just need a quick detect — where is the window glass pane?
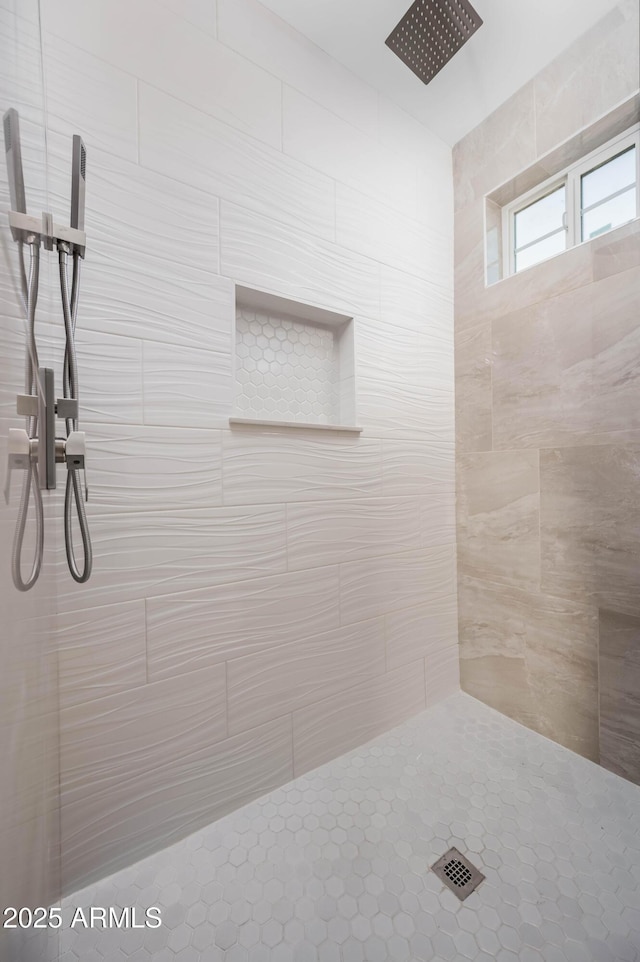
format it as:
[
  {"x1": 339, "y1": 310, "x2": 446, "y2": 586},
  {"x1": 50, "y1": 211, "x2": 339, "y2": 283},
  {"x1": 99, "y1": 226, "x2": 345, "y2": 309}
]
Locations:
[
  {"x1": 581, "y1": 145, "x2": 636, "y2": 209},
  {"x1": 515, "y1": 230, "x2": 566, "y2": 272},
  {"x1": 514, "y1": 184, "x2": 565, "y2": 250},
  {"x1": 582, "y1": 186, "x2": 637, "y2": 240}
]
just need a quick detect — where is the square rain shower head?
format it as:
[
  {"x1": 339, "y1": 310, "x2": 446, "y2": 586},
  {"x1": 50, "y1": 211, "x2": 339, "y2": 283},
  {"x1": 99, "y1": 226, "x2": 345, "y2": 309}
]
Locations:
[{"x1": 385, "y1": 0, "x2": 483, "y2": 85}]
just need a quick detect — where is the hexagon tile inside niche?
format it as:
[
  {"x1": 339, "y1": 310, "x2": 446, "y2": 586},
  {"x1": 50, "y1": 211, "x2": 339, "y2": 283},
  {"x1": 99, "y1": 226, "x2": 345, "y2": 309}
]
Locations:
[{"x1": 233, "y1": 286, "x2": 356, "y2": 428}]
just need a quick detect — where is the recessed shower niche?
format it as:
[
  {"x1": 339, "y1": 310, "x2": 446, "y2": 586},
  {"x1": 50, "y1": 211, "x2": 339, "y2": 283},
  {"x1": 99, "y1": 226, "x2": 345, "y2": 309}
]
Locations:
[{"x1": 231, "y1": 286, "x2": 359, "y2": 431}]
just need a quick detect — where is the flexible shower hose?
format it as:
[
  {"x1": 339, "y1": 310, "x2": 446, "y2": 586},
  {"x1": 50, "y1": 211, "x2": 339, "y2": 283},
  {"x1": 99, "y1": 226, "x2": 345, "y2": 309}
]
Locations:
[
  {"x1": 59, "y1": 246, "x2": 92, "y2": 583},
  {"x1": 11, "y1": 240, "x2": 44, "y2": 592},
  {"x1": 11, "y1": 243, "x2": 93, "y2": 588}
]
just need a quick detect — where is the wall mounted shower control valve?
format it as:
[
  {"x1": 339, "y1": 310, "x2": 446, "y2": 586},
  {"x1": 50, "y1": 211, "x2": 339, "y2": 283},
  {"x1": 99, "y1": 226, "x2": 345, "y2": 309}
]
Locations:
[
  {"x1": 4, "y1": 368, "x2": 88, "y2": 505},
  {"x1": 4, "y1": 428, "x2": 88, "y2": 504}
]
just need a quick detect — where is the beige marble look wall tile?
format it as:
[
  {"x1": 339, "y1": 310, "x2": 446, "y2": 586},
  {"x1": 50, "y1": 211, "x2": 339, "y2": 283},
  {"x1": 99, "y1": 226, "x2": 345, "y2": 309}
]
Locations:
[
  {"x1": 592, "y1": 220, "x2": 640, "y2": 282},
  {"x1": 459, "y1": 576, "x2": 599, "y2": 760},
  {"x1": 453, "y1": 82, "x2": 536, "y2": 211},
  {"x1": 456, "y1": 236, "x2": 593, "y2": 335},
  {"x1": 457, "y1": 451, "x2": 540, "y2": 589},
  {"x1": 493, "y1": 266, "x2": 640, "y2": 449},
  {"x1": 455, "y1": 322, "x2": 492, "y2": 452},
  {"x1": 453, "y1": 199, "x2": 484, "y2": 328},
  {"x1": 540, "y1": 445, "x2": 640, "y2": 618},
  {"x1": 292, "y1": 662, "x2": 426, "y2": 777},
  {"x1": 534, "y1": 0, "x2": 640, "y2": 157},
  {"x1": 492, "y1": 283, "x2": 593, "y2": 449},
  {"x1": 599, "y1": 609, "x2": 640, "y2": 786},
  {"x1": 591, "y1": 266, "x2": 640, "y2": 441}
]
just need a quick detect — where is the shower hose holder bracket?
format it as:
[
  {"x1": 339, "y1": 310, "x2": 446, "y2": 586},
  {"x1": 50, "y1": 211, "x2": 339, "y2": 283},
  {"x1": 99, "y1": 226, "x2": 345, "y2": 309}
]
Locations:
[{"x1": 8, "y1": 210, "x2": 86, "y2": 257}]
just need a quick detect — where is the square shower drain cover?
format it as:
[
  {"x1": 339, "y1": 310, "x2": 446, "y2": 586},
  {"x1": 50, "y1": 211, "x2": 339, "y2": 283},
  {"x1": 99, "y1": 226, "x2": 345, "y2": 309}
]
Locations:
[{"x1": 431, "y1": 847, "x2": 485, "y2": 900}]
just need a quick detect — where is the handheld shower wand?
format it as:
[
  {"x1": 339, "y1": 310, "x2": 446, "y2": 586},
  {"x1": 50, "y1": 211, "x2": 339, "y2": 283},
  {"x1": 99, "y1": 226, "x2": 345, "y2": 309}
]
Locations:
[
  {"x1": 3, "y1": 108, "x2": 44, "y2": 592},
  {"x1": 4, "y1": 107, "x2": 28, "y2": 312},
  {"x1": 4, "y1": 108, "x2": 26, "y2": 218},
  {"x1": 70, "y1": 134, "x2": 86, "y2": 231}
]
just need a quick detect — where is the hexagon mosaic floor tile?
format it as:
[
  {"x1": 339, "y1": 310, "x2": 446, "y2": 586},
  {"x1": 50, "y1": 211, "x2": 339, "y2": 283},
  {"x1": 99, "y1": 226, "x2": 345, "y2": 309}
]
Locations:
[{"x1": 60, "y1": 692, "x2": 640, "y2": 961}]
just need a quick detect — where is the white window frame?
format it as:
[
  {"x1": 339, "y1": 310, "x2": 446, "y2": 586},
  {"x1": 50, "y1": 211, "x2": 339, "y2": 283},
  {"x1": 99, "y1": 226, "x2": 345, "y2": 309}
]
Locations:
[{"x1": 502, "y1": 123, "x2": 640, "y2": 278}]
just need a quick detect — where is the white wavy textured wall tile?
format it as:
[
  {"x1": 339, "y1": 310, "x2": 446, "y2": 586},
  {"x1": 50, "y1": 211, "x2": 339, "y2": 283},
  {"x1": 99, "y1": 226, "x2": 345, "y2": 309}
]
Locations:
[
  {"x1": 0, "y1": 698, "x2": 58, "y2": 827},
  {"x1": 43, "y1": 32, "x2": 138, "y2": 161},
  {"x1": 378, "y1": 97, "x2": 453, "y2": 217},
  {"x1": 60, "y1": 715, "x2": 293, "y2": 894},
  {"x1": 218, "y1": 0, "x2": 378, "y2": 138},
  {"x1": 282, "y1": 86, "x2": 418, "y2": 217},
  {"x1": 77, "y1": 240, "x2": 234, "y2": 351},
  {"x1": 41, "y1": 0, "x2": 283, "y2": 148},
  {"x1": 0, "y1": 320, "x2": 27, "y2": 419},
  {"x1": 286, "y1": 497, "x2": 423, "y2": 570},
  {"x1": 356, "y1": 315, "x2": 453, "y2": 389},
  {"x1": 292, "y1": 662, "x2": 427, "y2": 777},
  {"x1": 381, "y1": 439, "x2": 455, "y2": 497},
  {"x1": 143, "y1": 341, "x2": 233, "y2": 429},
  {"x1": 139, "y1": 83, "x2": 334, "y2": 241},
  {"x1": 226, "y1": 617, "x2": 387, "y2": 735},
  {"x1": 0, "y1": 818, "x2": 58, "y2": 926},
  {"x1": 80, "y1": 424, "x2": 223, "y2": 512},
  {"x1": 357, "y1": 376, "x2": 455, "y2": 441},
  {"x1": 380, "y1": 264, "x2": 453, "y2": 334},
  {"x1": 157, "y1": 0, "x2": 217, "y2": 37},
  {"x1": 60, "y1": 666, "x2": 227, "y2": 788},
  {"x1": 221, "y1": 432, "x2": 383, "y2": 505},
  {"x1": 146, "y1": 566, "x2": 341, "y2": 680},
  {"x1": 386, "y1": 601, "x2": 460, "y2": 673},
  {"x1": 426, "y1": 645, "x2": 461, "y2": 705},
  {"x1": 45, "y1": 134, "x2": 221, "y2": 274},
  {"x1": 339, "y1": 545, "x2": 458, "y2": 625},
  {"x1": 56, "y1": 505, "x2": 287, "y2": 612},
  {"x1": 336, "y1": 183, "x2": 452, "y2": 283},
  {"x1": 420, "y1": 493, "x2": 457, "y2": 549},
  {"x1": 220, "y1": 203, "x2": 381, "y2": 320},
  {"x1": 57, "y1": 600, "x2": 147, "y2": 710},
  {"x1": 72, "y1": 330, "x2": 143, "y2": 425},
  {"x1": 0, "y1": 6, "x2": 47, "y2": 129}
]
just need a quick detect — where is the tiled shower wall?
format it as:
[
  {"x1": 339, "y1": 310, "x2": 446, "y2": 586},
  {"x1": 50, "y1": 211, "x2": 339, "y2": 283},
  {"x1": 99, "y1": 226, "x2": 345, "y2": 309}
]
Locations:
[
  {"x1": 34, "y1": 0, "x2": 456, "y2": 894},
  {"x1": 1, "y1": 2, "x2": 60, "y2": 961},
  {"x1": 454, "y1": 1, "x2": 640, "y2": 774}
]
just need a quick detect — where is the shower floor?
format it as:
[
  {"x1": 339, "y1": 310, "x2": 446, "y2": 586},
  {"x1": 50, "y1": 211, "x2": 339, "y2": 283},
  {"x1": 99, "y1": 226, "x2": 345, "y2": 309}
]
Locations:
[{"x1": 60, "y1": 692, "x2": 640, "y2": 962}]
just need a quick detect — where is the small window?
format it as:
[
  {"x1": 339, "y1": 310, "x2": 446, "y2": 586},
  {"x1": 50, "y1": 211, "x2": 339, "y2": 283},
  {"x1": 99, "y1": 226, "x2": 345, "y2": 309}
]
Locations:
[
  {"x1": 502, "y1": 125, "x2": 639, "y2": 278},
  {"x1": 514, "y1": 184, "x2": 566, "y2": 272},
  {"x1": 581, "y1": 145, "x2": 636, "y2": 241}
]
